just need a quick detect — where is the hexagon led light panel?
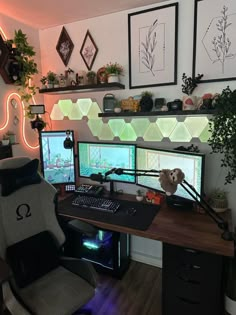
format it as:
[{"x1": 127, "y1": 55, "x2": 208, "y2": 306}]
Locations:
[
  {"x1": 108, "y1": 119, "x2": 126, "y2": 137},
  {"x1": 50, "y1": 103, "x2": 65, "y2": 120},
  {"x1": 119, "y1": 124, "x2": 137, "y2": 141},
  {"x1": 143, "y1": 123, "x2": 163, "y2": 141},
  {"x1": 130, "y1": 118, "x2": 150, "y2": 137},
  {"x1": 97, "y1": 123, "x2": 114, "y2": 140},
  {"x1": 156, "y1": 118, "x2": 177, "y2": 138},
  {"x1": 87, "y1": 102, "x2": 102, "y2": 119},
  {"x1": 58, "y1": 99, "x2": 73, "y2": 117},
  {"x1": 76, "y1": 98, "x2": 93, "y2": 116},
  {"x1": 68, "y1": 102, "x2": 83, "y2": 120},
  {"x1": 169, "y1": 122, "x2": 192, "y2": 142},
  {"x1": 184, "y1": 117, "x2": 209, "y2": 138},
  {"x1": 87, "y1": 119, "x2": 103, "y2": 137}
]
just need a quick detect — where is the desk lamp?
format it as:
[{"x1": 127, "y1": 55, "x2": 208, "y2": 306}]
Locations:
[{"x1": 90, "y1": 167, "x2": 234, "y2": 241}]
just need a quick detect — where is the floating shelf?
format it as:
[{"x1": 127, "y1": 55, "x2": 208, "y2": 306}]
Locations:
[
  {"x1": 98, "y1": 109, "x2": 217, "y2": 117},
  {"x1": 39, "y1": 82, "x2": 125, "y2": 95}
]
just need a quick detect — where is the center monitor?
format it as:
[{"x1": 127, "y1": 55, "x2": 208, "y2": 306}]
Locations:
[
  {"x1": 77, "y1": 141, "x2": 136, "y2": 184},
  {"x1": 136, "y1": 146, "x2": 205, "y2": 202}
]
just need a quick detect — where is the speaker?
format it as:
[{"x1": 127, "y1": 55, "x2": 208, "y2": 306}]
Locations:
[{"x1": 64, "y1": 130, "x2": 74, "y2": 149}]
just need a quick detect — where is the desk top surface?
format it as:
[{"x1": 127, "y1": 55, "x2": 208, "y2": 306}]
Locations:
[{"x1": 57, "y1": 193, "x2": 234, "y2": 257}]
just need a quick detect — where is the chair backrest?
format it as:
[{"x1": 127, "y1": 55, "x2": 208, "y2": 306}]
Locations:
[{"x1": 0, "y1": 156, "x2": 65, "y2": 260}]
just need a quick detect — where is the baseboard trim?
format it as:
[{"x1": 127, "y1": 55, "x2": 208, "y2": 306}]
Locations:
[{"x1": 131, "y1": 252, "x2": 162, "y2": 268}]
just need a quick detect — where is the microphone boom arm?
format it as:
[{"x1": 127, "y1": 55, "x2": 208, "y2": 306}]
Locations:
[{"x1": 91, "y1": 167, "x2": 233, "y2": 241}]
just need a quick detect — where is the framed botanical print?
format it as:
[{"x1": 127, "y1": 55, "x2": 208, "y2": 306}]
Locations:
[
  {"x1": 128, "y1": 3, "x2": 178, "y2": 89},
  {"x1": 193, "y1": 0, "x2": 236, "y2": 83}
]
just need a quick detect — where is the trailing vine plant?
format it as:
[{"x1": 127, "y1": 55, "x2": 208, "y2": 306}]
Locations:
[
  {"x1": 208, "y1": 86, "x2": 236, "y2": 184},
  {"x1": 6, "y1": 29, "x2": 38, "y2": 118},
  {"x1": 141, "y1": 19, "x2": 158, "y2": 76}
]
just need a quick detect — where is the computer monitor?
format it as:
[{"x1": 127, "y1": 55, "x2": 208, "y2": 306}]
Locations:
[
  {"x1": 136, "y1": 146, "x2": 205, "y2": 202},
  {"x1": 39, "y1": 130, "x2": 76, "y2": 185},
  {"x1": 78, "y1": 141, "x2": 136, "y2": 183}
]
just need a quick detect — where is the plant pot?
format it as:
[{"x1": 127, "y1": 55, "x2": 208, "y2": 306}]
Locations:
[
  {"x1": 1, "y1": 139, "x2": 10, "y2": 145},
  {"x1": 140, "y1": 96, "x2": 153, "y2": 112},
  {"x1": 108, "y1": 74, "x2": 119, "y2": 83},
  {"x1": 136, "y1": 195, "x2": 144, "y2": 202},
  {"x1": 182, "y1": 95, "x2": 198, "y2": 110},
  {"x1": 210, "y1": 198, "x2": 228, "y2": 213}
]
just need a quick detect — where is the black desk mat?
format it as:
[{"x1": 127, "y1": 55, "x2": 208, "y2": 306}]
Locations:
[{"x1": 58, "y1": 195, "x2": 160, "y2": 231}]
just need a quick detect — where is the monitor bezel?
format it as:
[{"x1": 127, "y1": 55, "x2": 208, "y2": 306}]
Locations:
[
  {"x1": 77, "y1": 141, "x2": 137, "y2": 184},
  {"x1": 39, "y1": 130, "x2": 76, "y2": 185},
  {"x1": 136, "y1": 146, "x2": 205, "y2": 201}
]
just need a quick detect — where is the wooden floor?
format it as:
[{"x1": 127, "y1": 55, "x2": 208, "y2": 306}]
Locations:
[{"x1": 82, "y1": 261, "x2": 162, "y2": 315}]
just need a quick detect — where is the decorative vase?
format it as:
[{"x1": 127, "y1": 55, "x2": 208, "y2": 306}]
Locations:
[
  {"x1": 182, "y1": 95, "x2": 198, "y2": 110},
  {"x1": 108, "y1": 74, "x2": 119, "y2": 83},
  {"x1": 140, "y1": 96, "x2": 153, "y2": 112},
  {"x1": 136, "y1": 195, "x2": 144, "y2": 202}
]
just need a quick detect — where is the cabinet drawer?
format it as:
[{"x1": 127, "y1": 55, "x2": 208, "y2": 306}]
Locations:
[{"x1": 164, "y1": 294, "x2": 201, "y2": 315}]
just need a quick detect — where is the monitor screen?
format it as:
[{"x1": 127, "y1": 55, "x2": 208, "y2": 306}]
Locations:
[
  {"x1": 136, "y1": 146, "x2": 205, "y2": 201},
  {"x1": 78, "y1": 141, "x2": 136, "y2": 183},
  {"x1": 39, "y1": 130, "x2": 76, "y2": 185}
]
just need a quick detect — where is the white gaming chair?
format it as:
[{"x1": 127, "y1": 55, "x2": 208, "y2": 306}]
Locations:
[{"x1": 0, "y1": 156, "x2": 97, "y2": 315}]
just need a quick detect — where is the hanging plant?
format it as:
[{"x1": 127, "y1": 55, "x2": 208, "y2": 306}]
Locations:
[
  {"x1": 208, "y1": 86, "x2": 236, "y2": 184},
  {"x1": 6, "y1": 29, "x2": 38, "y2": 118}
]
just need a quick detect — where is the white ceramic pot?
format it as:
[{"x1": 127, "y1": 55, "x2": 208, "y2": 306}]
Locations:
[
  {"x1": 2, "y1": 139, "x2": 10, "y2": 145},
  {"x1": 182, "y1": 95, "x2": 198, "y2": 110},
  {"x1": 136, "y1": 195, "x2": 144, "y2": 202},
  {"x1": 108, "y1": 74, "x2": 119, "y2": 83}
]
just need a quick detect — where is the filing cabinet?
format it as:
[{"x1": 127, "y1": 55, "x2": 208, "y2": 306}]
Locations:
[{"x1": 162, "y1": 243, "x2": 224, "y2": 315}]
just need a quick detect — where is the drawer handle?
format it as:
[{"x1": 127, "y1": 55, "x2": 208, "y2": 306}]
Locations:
[
  {"x1": 177, "y1": 296, "x2": 200, "y2": 305},
  {"x1": 184, "y1": 248, "x2": 199, "y2": 254}
]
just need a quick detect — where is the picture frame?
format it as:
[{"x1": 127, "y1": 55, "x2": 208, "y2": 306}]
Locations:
[
  {"x1": 56, "y1": 27, "x2": 74, "y2": 66},
  {"x1": 128, "y1": 3, "x2": 178, "y2": 89},
  {"x1": 193, "y1": 0, "x2": 236, "y2": 83},
  {"x1": 80, "y1": 30, "x2": 98, "y2": 71}
]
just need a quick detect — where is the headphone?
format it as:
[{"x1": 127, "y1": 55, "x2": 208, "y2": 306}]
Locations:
[{"x1": 63, "y1": 130, "x2": 74, "y2": 149}]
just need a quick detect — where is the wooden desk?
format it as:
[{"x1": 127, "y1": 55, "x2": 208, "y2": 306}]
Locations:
[{"x1": 57, "y1": 193, "x2": 234, "y2": 315}]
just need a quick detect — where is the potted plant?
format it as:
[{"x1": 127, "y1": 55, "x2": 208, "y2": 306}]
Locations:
[
  {"x1": 47, "y1": 71, "x2": 57, "y2": 88},
  {"x1": 6, "y1": 130, "x2": 16, "y2": 144},
  {"x1": 104, "y1": 62, "x2": 123, "y2": 83},
  {"x1": 209, "y1": 188, "x2": 228, "y2": 213},
  {"x1": 140, "y1": 91, "x2": 153, "y2": 112},
  {"x1": 1, "y1": 134, "x2": 10, "y2": 146},
  {"x1": 208, "y1": 86, "x2": 236, "y2": 184},
  {"x1": 181, "y1": 73, "x2": 203, "y2": 110},
  {"x1": 40, "y1": 76, "x2": 47, "y2": 89},
  {"x1": 86, "y1": 71, "x2": 96, "y2": 85},
  {"x1": 136, "y1": 189, "x2": 144, "y2": 202},
  {"x1": 6, "y1": 29, "x2": 38, "y2": 107}
]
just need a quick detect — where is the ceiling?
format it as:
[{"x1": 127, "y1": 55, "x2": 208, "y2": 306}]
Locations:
[{"x1": 1, "y1": 0, "x2": 168, "y2": 30}]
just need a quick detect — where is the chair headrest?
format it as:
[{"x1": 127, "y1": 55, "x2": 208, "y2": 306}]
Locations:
[{"x1": 0, "y1": 157, "x2": 32, "y2": 170}]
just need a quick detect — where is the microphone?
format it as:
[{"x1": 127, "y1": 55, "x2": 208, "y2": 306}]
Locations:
[{"x1": 90, "y1": 173, "x2": 105, "y2": 183}]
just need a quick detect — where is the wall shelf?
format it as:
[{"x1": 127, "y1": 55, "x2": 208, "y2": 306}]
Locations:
[
  {"x1": 39, "y1": 82, "x2": 125, "y2": 95},
  {"x1": 98, "y1": 109, "x2": 216, "y2": 117}
]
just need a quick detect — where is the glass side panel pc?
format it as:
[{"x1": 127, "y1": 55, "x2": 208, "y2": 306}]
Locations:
[
  {"x1": 136, "y1": 146, "x2": 205, "y2": 202},
  {"x1": 39, "y1": 130, "x2": 76, "y2": 185},
  {"x1": 77, "y1": 141, "x2": 136, "y2": 184}
]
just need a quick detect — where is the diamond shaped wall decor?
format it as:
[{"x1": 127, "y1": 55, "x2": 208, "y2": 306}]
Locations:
[
  {"x1": 56, "y1": 27, "x2": 74, "y2": 66},
  {"x1": 80, "y1": 30, "x2": 98, "y2": 70}
]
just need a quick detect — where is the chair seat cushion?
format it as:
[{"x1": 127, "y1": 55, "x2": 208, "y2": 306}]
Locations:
[
  {"x1": 7, "y1": 231, "x2": 59, "y2": 288},
  {"x1": 0, "y1": 158, "x2": 41, "y2": 196},
  {"x1": 18, "y1": 266, "x2": 95, "y2": 315}
]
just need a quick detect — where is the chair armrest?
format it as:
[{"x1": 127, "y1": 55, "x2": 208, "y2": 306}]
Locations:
[
  {"x1": 60, "y1": 257, "x2": 97, "y2": 288},
  {"x1": 0, "y1": 257, "x2": 11, "y2": 285}
]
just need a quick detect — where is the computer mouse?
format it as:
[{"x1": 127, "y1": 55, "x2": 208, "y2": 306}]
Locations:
[{"x1": 126, "y1": 207, "x2": 136, "y2": 216}]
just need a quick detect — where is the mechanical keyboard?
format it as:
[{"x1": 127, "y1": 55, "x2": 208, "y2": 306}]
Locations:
[{"x1": 72, "y1": 195, "x2": 120, "y2": 213}]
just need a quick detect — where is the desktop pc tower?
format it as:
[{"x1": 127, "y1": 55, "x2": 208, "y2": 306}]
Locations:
[{"x1": 60, "y1": 218, "x2": 130, "y2": 278}]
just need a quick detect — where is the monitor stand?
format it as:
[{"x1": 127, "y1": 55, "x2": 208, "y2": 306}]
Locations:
[{"x1": 166, "y1": 195, "x2": 193, "y2": 210}]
